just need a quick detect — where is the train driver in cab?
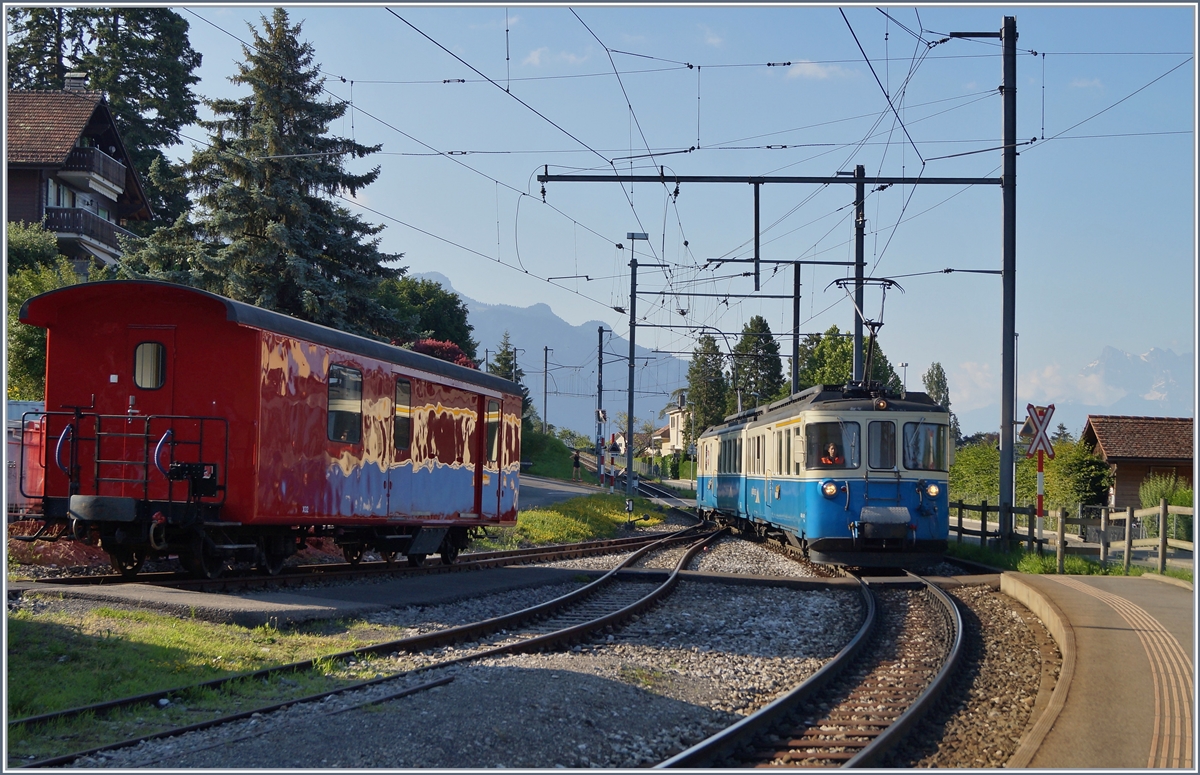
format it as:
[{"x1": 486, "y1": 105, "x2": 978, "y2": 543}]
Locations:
[{"x1": 821, "y1": 442, "x2": 844, "y2": 466}]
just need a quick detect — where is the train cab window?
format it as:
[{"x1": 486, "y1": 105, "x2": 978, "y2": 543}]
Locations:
[
  {"x1": 736, "y1": 438, "x2": 743, "y2": 474},
  {"x1": 806, "y1": 422, "x2": 860, "y2": 470},
  {"x1": 327, "y1": 365, "x2": 362, "y2": 444},
  {"x1": 868, "y1": 421, "x2": 897, "y2": 469},
  {"x1": 486, "y1": 400, "x2": 501, "y2": 463},
  {"x1": 904, "y1": 422, "x2": 948, "y2": 471},
  {"x1": 133, "y1": 342, "x2": 166, "y2": 389},
  {"x1": 394, "y1": 379, "x2": 412, "y2": 450}
]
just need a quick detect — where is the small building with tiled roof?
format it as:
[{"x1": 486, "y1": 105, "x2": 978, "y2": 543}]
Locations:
[
  {"x1": 6, "y1": 74, "x2": 152, "y2": 268},
  {"x1": 1080, "y1": 415, "x2": 1194, "y2": 508}
]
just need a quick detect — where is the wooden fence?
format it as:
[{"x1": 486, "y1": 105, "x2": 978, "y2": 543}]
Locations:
[{"x1": 952, "y1": 498, "x2": 1193, "y2": 574}]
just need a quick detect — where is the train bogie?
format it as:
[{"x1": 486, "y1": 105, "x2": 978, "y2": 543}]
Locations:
[
  {"x1": 697, "y1": 384, "x2": 950, "y2": 566},
  {"x1": 17, "y1": 280, "x2": 523, "y2": 577}
]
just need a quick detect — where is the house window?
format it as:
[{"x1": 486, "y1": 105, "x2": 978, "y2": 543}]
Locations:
[
  {"x1": 327, "y1": 365, "x2": 362, "y2": 444},
  {"x1": 133, "y1": 342, "x2": 166, "y2": 389}
]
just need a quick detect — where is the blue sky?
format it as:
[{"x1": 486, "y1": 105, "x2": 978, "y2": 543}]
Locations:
[{"x1": 165, "y1": 4, "x2": 1195, "y2": 435}]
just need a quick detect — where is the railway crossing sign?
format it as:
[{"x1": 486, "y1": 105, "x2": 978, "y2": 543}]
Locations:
[{"x1": 1021, "y1": 404, "x2": 1056, "y2": 460}]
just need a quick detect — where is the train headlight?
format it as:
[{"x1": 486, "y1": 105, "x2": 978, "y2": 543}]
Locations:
[
  {"x1": 874, "y1": 398, "x2": 888, "y2": 410},
  {"x1": 925, "y1": 482, "x2": 940, "y2": 498},
  {"x1": 821, "y1": 481, "x2": 839, "y2": 498}
]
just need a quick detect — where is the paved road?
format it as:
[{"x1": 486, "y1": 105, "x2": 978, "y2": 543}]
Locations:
[{"x1": 519, "y1": 475, "x2": 603, "y2": 509}]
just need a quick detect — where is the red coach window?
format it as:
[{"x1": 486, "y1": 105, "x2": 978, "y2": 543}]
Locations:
[
  {"x1": 394, "y1": 378, "x2": 412, "y2": 450},
  {"x1": 328, "y1": 365, "x2": 362, "y2": 444},
  {"x1": 486, "y1": 400, "x2": 500, "y2": 463},
  {"x1": 133, "y1": 342, "x2": 167, "y2": 389}
]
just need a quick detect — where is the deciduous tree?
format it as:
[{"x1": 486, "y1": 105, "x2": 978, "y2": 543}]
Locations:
[
  {"x1": 376, "y1": 276, "x2": 477, "y2": 359},
  {"x1": 922, "y1": 362, "x2": 961, "y2": 442}
]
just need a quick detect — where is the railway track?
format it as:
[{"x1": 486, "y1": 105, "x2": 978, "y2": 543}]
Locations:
[
  {"x1": 12, "y1": 530, "x2": 700, "y2": 592},
  {"x1": 10, "y1": 526, "x2": 724, "y2": 769},
  {"x1": 657, "y1": 571, "x2": 964, "y2": 768}
]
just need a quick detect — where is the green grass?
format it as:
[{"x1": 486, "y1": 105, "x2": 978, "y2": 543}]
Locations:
[
  {"x1": 6, "y1": 607, "x2": 416, "y2": 717},
  {"x1": 523, "y1": 431, "x2": 597, "y2": 483},
  {"x1": 945, "y1": 541, "x2": 1194, "y2": 584},
  {"x1": 5, "y1": 605, "x2": 442, "y2": 764},
  {"x1": 473, "y1": 493, "x2": 665, "y2": 550}
]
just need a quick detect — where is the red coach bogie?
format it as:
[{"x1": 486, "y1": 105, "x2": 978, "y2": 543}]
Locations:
[{"x1": 19, "y1": 280, "x2": 522, "y2": 577}]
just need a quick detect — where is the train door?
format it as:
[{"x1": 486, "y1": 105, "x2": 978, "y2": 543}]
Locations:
[
  {"x1": 119, "y1": 327, "x2": 176, "y2": 499},
  {"x1": 480, "y1": 398, "x2": 502, "y2": 519},
  {"x1": 388, "y1": 377, "x2": 413, "y2": 516}
]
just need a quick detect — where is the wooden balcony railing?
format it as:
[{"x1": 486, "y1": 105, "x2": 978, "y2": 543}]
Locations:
[
  {"x1": 62, "y1": 146, "x2": 126, "y2": 190},
  {"x1": 44, "y1": 207, "x2": 135, "y2": 252}
]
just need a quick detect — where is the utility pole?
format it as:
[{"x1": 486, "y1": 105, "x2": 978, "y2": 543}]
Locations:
[
  {"x1": 542, "y1": 345, "x2": 551, "y2": 435},
  {"x1": 596, "y1": 326, "x2": 605, "y2": 478},
  {"x1": 792, "y1": 262, "x2": 801, "y2": 395},
  {"x1": 626, "y1": 232, "x2": 649, "y2": 497},
  {"x1": 950, "y1": 16, "x2": 1018, "y2": 547},
  {"x1": 853, "y1": 164, "x2": 865, "y2": 383}
]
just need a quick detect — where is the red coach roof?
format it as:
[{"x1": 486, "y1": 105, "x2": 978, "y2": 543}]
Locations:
[{"x1": 1082, "y1": 416, "x2": 1194, "y2": 462}]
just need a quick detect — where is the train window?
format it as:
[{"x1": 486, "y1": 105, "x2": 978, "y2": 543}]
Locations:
[
  {"x1": 327, "y1": 365, "x2": 362, "y2": 444},
  {"x1": 736, "y1": 438, "x2": 743, "y2": 474},
  {"x1": 904, "y1": 422, "x2": 948, "y2": 471},
  {"x1": 806, "y1": 422, "x2": 860, "y2": 470},
  {"x1": 793, "y1": 427, "x2": 804, "y2": 474},
  {"x1": 133, "y1": 342, "x2": 166, "y2": 389},
  {"x1": 394, "y1": 379, "x2": 412, "y2": 450},
  {"x1": 486, "y1": 401, "x2": 500, "y2": 463},
  {"x1": 868, "y1": 421, "x2": 897, "y2": 469},
  {"x1": 783, "y1": 430, "x2": 791, "y2": 476}
]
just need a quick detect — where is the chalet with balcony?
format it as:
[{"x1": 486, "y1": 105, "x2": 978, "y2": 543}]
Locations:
[
  {"x1": 1081, "y1": 415, "x2": 1194, "y2": 509},
  {"x1": 6, "y1": 74, "x2": 152, "y2": 270}
]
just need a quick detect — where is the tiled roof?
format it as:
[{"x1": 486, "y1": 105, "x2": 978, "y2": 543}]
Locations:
[
  {"x1": 1082, "y1": 416, "x2": 1194, "y2": 461},
  {"x1": 7, "y1": 90, "x2": 104, "y2": 165}
]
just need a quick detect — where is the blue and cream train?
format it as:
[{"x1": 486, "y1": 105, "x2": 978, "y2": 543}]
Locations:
[{"x1": 696, "y1": 383, "x2": 951, "y2": 566}]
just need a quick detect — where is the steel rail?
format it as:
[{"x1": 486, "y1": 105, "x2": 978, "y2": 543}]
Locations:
[
  {"x1": 9, "y1": 526, "x2": 710, "y2": 731},
  {"x1": 844, "y1": 573, "x2": 965, "y2": 768},
  {"x1": 16, "y1": 528, "x2": 724, "y2": 769},
  {"x1": 18, "y1": 531, "x2": 686, "y2": 590},
  {"x1": 657, "y1": 575, "x2": 877, "y2": 767}
]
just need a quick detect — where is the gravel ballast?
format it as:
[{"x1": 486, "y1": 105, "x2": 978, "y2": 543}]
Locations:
[{"x1": 12, "y1": 537, "x2": 1059, "y2": 769}]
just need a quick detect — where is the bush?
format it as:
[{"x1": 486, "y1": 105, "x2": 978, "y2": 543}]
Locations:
[{"x1": 1136, "y1": 476, "x2": 1192, "y2": 541}]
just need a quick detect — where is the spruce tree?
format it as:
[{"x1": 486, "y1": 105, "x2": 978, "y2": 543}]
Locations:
[
  {"x1": 728, "y1": 315, "x2": 784, "y2": 411},
  {"x1": 120, "y1": 9, "x2": 402, "y2": 340},
  {"x1": 5, "y1": 7, "x2": 202, "y2": 227},
  {"x1": 686, "y1": 335, "x2": 729, "y2": 439},
  {"x1": 487, "y1": 331, "x2": 534, "y2": 431}
]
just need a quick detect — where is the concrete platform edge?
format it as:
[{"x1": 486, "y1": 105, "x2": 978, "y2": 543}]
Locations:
[
  {"x1": 1000, "y1": 572, "x2": 1077, "y2": 769},
  {"x1": 1140, "y1": 572, "x2": 1194, "y2": 591}
]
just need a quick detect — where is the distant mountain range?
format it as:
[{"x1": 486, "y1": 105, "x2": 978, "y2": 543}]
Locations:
[
  {"x1": 957, "y1": 346, "x2": 1194, "y2": 437},
  {"x1": 417, "y1": 273, "x2": 1193, "y2": 442},
  {"x1": 415, "y1": 272, "x2": 688, "y2": 441}
]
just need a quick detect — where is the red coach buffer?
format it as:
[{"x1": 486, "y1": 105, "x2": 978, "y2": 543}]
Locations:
[{"x1": 18, "y1": 280, "x2": 523, "y2": 578}]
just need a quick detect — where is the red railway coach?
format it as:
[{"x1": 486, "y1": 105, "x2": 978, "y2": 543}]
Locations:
[{"x1": 17, "y1": 280, "x2": 523, "y2": 578}]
